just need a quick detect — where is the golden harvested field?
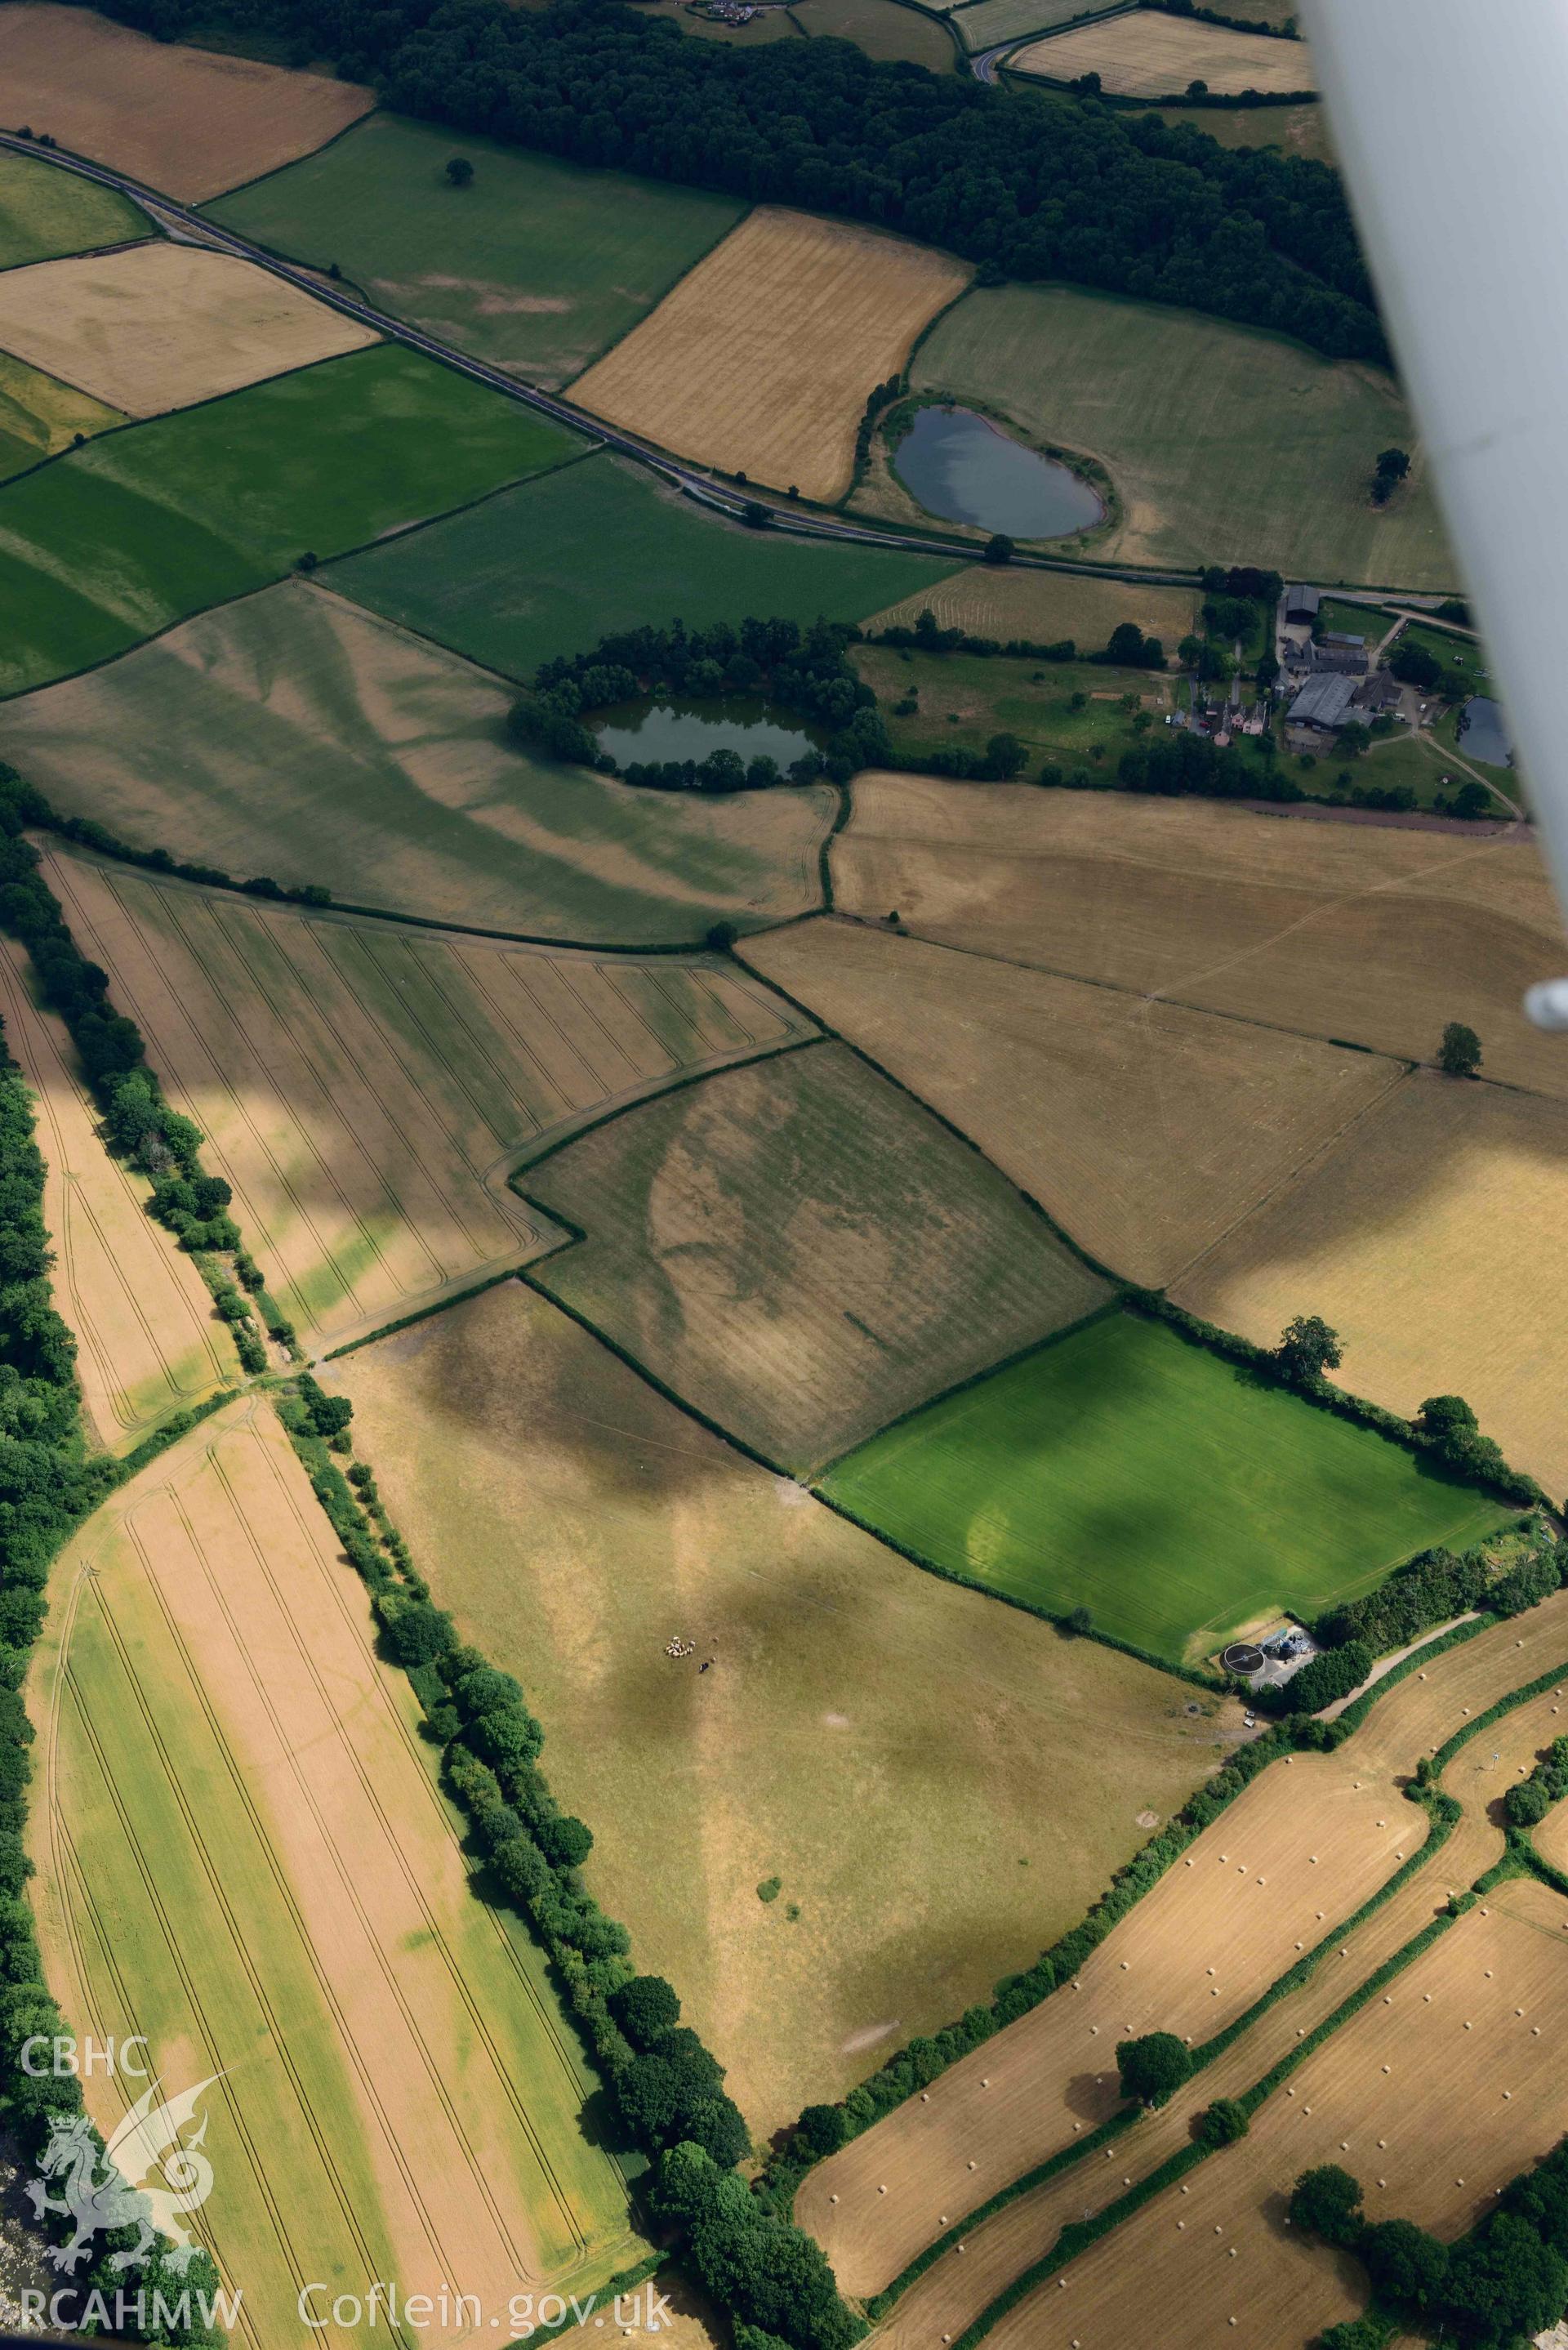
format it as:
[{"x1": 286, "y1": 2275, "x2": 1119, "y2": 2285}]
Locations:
[
  {"x1": 332, "y1": 1281, "x2": 1243, "y2": 2137},
  {"x1": 0, "y1": 6, "x2": 374, "y2": 203},
  {"x1": 1012, "y1": 11, "x2": 1312, "y2": 94},
  {"x1": 987, "y1": 1880, "x2": 1568, "y2": 2350},
  {"x1": 833, "y1": 777, "x2": 1568, "y2": 1098},
  {"x1": 570, "y1": 207, "x2": 971, "y2": 502},
  {"x1": 43, "y1": 848, "x2": 814, "y2": 1352},
  {"x1": 1180, "y1": 1071, "x2": 1568, "y2": 1504},
  {"x1": 866, "y1": 563, "x2": 1197, "y2": 651},
  {"x1": 801, "y1": 1593, "x2": 1568, "y2": 2294},
  {"x1": 29, "y1": 1398, "x2": 639, "y2": 2348},
  {"x1": 740, "y1": 919, "x2": 1404, "y2": 1285},
  {"x1": 0, "y1": 242, "x2": 376, "y2": 417},
  {"x1": 522, "y1": 1040, "x2": 1111, "y2": 1475},
  {"x1": 0, "y1": 939, "x2": 233, "y2": 1447}
]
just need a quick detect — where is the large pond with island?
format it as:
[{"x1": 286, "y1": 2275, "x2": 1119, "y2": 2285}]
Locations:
[{"x1": 890, "y1": 404, "x2": 1104, "y2": 538}]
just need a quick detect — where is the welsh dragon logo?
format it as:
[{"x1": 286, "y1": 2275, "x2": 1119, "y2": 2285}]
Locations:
[{"x1": 26, "y1": 2073, "x2": 224, "y2": 2273}]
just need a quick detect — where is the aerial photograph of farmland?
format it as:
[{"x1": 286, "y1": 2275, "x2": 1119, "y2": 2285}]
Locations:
[{"x1": 0, "y1": 2, "x2": 1562, "y2": 2347}]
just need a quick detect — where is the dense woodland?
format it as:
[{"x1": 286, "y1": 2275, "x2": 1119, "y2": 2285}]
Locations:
[{"x1": 88, "y1": 0, "x2": 1383, "y2": 363}]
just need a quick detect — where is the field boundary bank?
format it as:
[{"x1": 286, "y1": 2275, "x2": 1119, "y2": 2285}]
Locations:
[{"x1": 883, "y1": 1656, "x2": 1568, "y2": 2348}]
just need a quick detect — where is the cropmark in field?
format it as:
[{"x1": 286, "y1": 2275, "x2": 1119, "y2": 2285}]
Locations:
[
  {"x1": 0, "y1": 939, "x2": 233, "y2": 1448},
  {"x1": 1012, "y1": 11, "x2": 1312, "y2": 92},
  {"x1": 739, "y1": 918, "x2": 1405, "y2": 1286},
  {"x1": 905, "y1": 283, "x2": 1450, "y2": 581},
  {"x1": 822, "y1": 1310, "x2": 1509, "y2": 1665},
  {"x1": 1179, "y1": 1069, "x2": 1568, "y2": 1506},
  {"x1": 570, "y1": 207, "x2": 972, "y2": 502},
  {"x1": 522, "y1": 1040, "x2": 1110, "y2": 1475},
  {"x1": 832, "y1": 775, "x2": 1568, "y2": 1099},
  {"x1": 42, "y1": 845, "x2": 816, "y2": 1351},
  {"x1": 0, "y1": 3, "x2": 374, "y2": 203},
  {"x1": 29, "y1": 1398, "x2": 642, "y2": 2348},
  {"x1": 332, "y1": 1278, "x2": 1243, "y2": 2135},
  {"x1": 0, "y1": 341, "x2": 581, "y2": 697},
  {"x1": 0, "y1": 144, "x2": 150, "y2": 270},
  {"x1": 0, "y1": 242, "x2": 376, "y2": 417},
  {"x1": 327, "y1": 448, "x2": 959, "y2": 682},
  {"x1": 0, "y1": 349, "x2": 122, "y2": 479},
  {"x1": 205, "y1": 114, "x2": 746, "y2": 388},
  {"x1": 0, "y1": 578, "x2": 840, "y2": 943}
]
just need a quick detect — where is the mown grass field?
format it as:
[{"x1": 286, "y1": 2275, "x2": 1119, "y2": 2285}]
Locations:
[
  {"x1": 867, "y1": 561, "x2": 1197, "y2": 647},
  {"x1": 0, "y1": 3, "x2": 373, "y2": 202},
  {"x1": 0, "y1": 143, "x2": 150, "y2": 268},
  {"x1": 29, "y1": 1401, "x2": 641, "y2": 2348},
  {"x1": 950, "y1": 0, "x2": 1116, "y2": 41},
  {"x1": 905, "y1": 283, "x2": 1452, "y2": 581},
  {"x1": 206, "y1": 114, "x2": 746, "y2": 388},
  {"x1": 0, "y1": 342, "x2": 581, "y2": 695},
  {"x1": 45, "y1": 845, "x2": 815, "y2": 1350},
  {"x1": 333, "y1": 1280, "x2": 1241, "y2": 2136},
  {"x1": 833, "y1": 775, "x2": 1568, "y2": 1098},
  {"x1": 0, "y1": 348, "x2": 122, "y2": 479},
  {"x1": 802, "y1": 1602, "x2": 1568, "y2": 2297},
  {"x1": 0, "y1": 938, "x2": 233, "y2": 1447},
  {"x1": 328, "y1": 448, "x2": 957, "y2": 680},
  {"x1": 1128, "y1": 96, "x2": 1334, "y2": 163},
  {"x1": 1180, "y1": 1070, "x2": 1568, "y2": 1506},
  {"x1": 1013, "y1": 11, "x2": 1312, "y2": 91},
  {"x1": 572, "y1": 208, "x2": 972, "y2": 502},
  {"x1": 1, "y1": 578, "x2": 839, "y2": 942},
  {"x1": 740, "y1": 919, "x2": 1405, "y2": 1286},
  {"x1": 524, "y1": 1040, "x2": 1110, "y2": 1474},
  {"x1": 0, "y1": 242, "x2": 376, "y2": 417},
  {"x1": 793, "y1": 0, "x2": 958, "y2": 69},
  {"x1": 822, "y1": 1311, "x2": 1509, "y2": 1663}
]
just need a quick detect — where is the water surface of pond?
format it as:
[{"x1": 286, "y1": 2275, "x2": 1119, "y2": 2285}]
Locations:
[
  {"x1": 592, "y1": 698, "x2": 822, "y2": 769},
  {"x1": 893, "y1": 404, "x2": 1104, "y2": 538},
  {"x1": 1456, "y1": 696, "x2": 1512, "y2": 767}
]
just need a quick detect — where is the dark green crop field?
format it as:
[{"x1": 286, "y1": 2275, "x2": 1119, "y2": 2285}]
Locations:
[
  {"x1": 0, "y1": 341, "x2": 581, "y2": 695},
  {"x1": 822, "y1": 1312, "x2": 1509, "y2": 1665},
  {"x1": 206, "y1": 114, "x2": 746, "y2": 387},
  {"x1": 328, "y1": 448, "x2": 960, "y2": 680}
]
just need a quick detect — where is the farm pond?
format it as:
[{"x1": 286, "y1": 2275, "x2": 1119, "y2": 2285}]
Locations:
[
  {"x1": 892, "y1": 404, "x2": 1104, "y2": 537},
  {"x1": 591, "y1": 697, "x2": 824, "y2": 768},
  {"x1": 1455, "y1": 695, "x2": 1512, "y2": 767}
]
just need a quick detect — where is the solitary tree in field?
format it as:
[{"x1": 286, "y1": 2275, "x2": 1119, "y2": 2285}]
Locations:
[
  {"x1": 1439, "y1": 1019, "x2": 1483, "y2": 1077},
  {"x1": 1375, "y1": 447, "x2": 1411, "y2": 484},
  {"x1": 1187, "y1": 77, "x2": 1208, "y2": 96},
  {"x1": 1116, "y1": 2032, "x2": 1192, "y2": 2109},
  {"x1": 1276, "y1": 1313, "x2": 1343, "y2": 1384},
  {"x1": 1290, "y1": 2164, "x2": 1365, "y2": 2249},
  {"x1": 446, "y1": 156, "x2": 474, "y2": 187}
]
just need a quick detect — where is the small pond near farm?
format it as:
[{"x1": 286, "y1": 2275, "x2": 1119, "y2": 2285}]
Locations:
[
  {"x1": 891, "y1": 404, "x2": 1104, "y2": 538},
  {"x1": 1455, "y1": 696, "x2": 1512, "y2": 768},
  {"x1": 591, "y1": 698, "x2": 823, "y2": 769}
]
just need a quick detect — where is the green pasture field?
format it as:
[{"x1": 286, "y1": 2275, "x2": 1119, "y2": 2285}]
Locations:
[
  {"x1": 795, "y1": 0, "x2": 959, "y2": 67},
  {"x1": 853, "y1": 644, "x2": 1175, "y2": 773},
  {"x1": 329, "y1": 448, "x2": 959, "y2": 683},
  {"x1": 523, "y1": 1039, "x2": 1110, "y2": 1475},
  {"x1": 0, "y1": 350, "x2": 123, "y2": 479},
  {"x1": 0, "y1": 342, "x2": 581, "y2": 696},
  {"x1": 1315, "y1": 595, "x2": 1386, "y2": 642},
  {"x1": 1397, "y1": 616, "x2": 1492, "y2": 684},
  {"x1": 206, "y1": 115, "x2": 746, "y2": 388},
  {"x1": 906, "y1": 283, "x2": 1454, "y2": 584},
  {"x1": 1129, "y1": 100, "x2": 1334, "y2": 163},
  {"x1": 0, "y1": 145, "x2": 150, "y2": 269},
  {"x1": 822, "y1": 1311, "x2": 1510, "y2": 1665},
  {"x1": 0, "y1": 577, "x2": 839, "y2": 941},
  {"x1": 951, "y1": 0, "x2": 1115, "y2": 50}
]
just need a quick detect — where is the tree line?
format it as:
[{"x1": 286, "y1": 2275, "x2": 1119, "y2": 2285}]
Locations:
[{"x1": 82, "y1": 0, "x2": 1383, "y2": 365}]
